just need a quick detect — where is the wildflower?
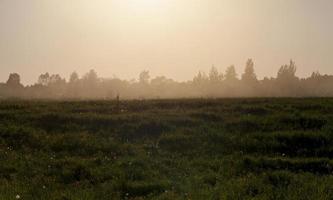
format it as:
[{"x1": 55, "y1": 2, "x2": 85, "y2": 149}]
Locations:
[{"x1": 15, "y1": 194, "x2": 20, "y2": 199}]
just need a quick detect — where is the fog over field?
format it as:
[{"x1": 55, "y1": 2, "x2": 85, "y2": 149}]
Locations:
[
  {"x1": 2, "y1": 59, "x2": 333, "y2": 99},
  {"x1": 2, "y1": 1, "x2": 333, "y2": 199}
]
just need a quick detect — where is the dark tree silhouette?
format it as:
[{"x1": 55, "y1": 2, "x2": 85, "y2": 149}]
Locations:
[
  {"x1": 193, "y1": 71, "x2": 208, "y2": 86},
  {"x1": 276, "y1": 60, "x2": 299, "y2": 96},
  {"x1": 2, "y1": 59, "x2": 333, "y2": 99},
  {"x1": 242, "y1": 59, "x2": 257, "y2": 83},
  {"x1": 277, "y1": 60, "x2": 297, "y2": 81},
  {"x1": 6, "y1": 73, "x2": 22, "y2": 88},
  {"x1": 49, "y1": 74, "x2": 65, "y2": 85},
  {"x1": 209, "y1": 65, "x2": 221, "y2": 83},
  {"x1": 225, "y1": 65, "x2": 238, "y2": 82},
  {"x1": 83, "y1": 69, "x2": 98, "y2": 83},
  {"x1": 69, "y1": 72, "x2": 79, "y2": 83},
  {"x1": 139, "y1": 70, "x2": 150, "y2": 84},
  {"x1": 38, "y1": 73, "x2": 50, "y2": 86}
]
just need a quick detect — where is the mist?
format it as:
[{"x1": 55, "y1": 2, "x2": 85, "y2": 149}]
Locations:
[
  {"x1": 1, "y1": 0, "x2": 333, "y2": 85},
  {"x1": 1, "y1": 59, "x2": 333, "y2": 99}
]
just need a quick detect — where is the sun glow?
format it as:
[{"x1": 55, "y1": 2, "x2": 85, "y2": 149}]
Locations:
[
  {"x1": 123, "y1": 0, "x2": 171, "y2": 14},
  {"x1": 130, "y1": 0, "x2": 165, "y2": 8}
]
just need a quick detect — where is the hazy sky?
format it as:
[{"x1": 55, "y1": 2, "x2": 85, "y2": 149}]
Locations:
[{"x1": 0, "y1": 0, "x2": 332, "y2": 85}]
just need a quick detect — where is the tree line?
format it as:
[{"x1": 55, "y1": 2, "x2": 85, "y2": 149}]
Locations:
[{"x1": 1, "y1": 59, "x2": 333, "y2": 99}]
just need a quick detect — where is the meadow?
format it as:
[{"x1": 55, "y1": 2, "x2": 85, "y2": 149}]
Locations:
[{"x1": 0, "y1": 98, "x2": 333, "y2": 199}]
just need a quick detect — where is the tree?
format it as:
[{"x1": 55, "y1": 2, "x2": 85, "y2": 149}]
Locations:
[
  {"x1": 79, "y1": 69, "x2": 101, "y2": 98},
  {"x1": 310, "y1": 71, "x2": 321, "y2": 80},
  {"x1": 139, "y1": 70, "x2": 150, "y2": 84},
  {"x1": 224, "y1": 65, "x2": 238, "y2": 82},
  {"x1": 49, "y1": 74, "x2": 65, "y2": 85},
  {"x1": 83, "y1": 69, "x2": 98, "y2": 83},
  {"x1": 209, "y1": 65, "x2": 221, "y2": 83},
  {"x1": 69, "y1": 72, "x2": 79, "y2": 83},
  {"x1": 38, "y1": 73, "x2": 50, "y2": 86},
  {"x1": 151, "y1": 76, "x2": 175, "y2": 97},
  {"x1": 67, "y1": 72, "x2": 80, "y2": 98},
  {"x1": 151, "y1": 76, "x2": 170, "y2": 87},
  {"x1": 6, "y1": 73, "x2": 22, "y2": 87},
  {"x1": 242, "y1": 59, "x2": 257, "y2": 83},
  {"x1": 276, "y1": 60, "x2": 299, "y2": 96},
  {"x1": 193, "y1": 71, "x2": 208, "y2": 86},
  {"x1": 277, "y1": 60, "x2": 297, "y2": 81}
]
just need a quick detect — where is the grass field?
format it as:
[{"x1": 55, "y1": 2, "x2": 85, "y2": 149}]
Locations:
[{"x1": 1, "y1": 98, "x2": 333, "y2": 199}]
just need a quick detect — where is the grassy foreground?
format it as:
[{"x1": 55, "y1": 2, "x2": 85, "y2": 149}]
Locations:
[{"x1": 1, "y1": 98, "x2": 333, "y2": 199}]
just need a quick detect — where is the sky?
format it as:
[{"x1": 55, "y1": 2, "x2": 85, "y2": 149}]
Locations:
[{"x1": 0, "y1": 0, "x2": 332, "y2": 85}]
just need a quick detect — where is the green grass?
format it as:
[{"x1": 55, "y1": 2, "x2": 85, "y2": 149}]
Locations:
[{"x1": 1, "y1": 98, "x2": 333, "y2": 199}]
